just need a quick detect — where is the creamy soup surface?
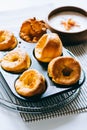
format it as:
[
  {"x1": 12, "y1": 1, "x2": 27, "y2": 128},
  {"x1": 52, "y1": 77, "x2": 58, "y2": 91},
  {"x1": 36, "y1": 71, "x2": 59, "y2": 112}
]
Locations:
[{"x1": 49, "y1": 11, "x2": 87, "y2": 32}]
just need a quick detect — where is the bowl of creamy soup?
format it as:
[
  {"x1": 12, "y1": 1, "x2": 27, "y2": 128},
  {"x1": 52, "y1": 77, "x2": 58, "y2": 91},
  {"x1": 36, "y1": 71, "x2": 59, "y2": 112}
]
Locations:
[{"x1": 47, "y1": 6, "x2": 87, "y2": 45}]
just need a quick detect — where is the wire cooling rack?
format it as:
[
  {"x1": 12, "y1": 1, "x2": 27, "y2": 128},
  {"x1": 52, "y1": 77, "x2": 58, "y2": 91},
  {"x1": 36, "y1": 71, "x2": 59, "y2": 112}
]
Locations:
[{"x1": 0, "y1": 71, "x2": 80, "y2": 113}]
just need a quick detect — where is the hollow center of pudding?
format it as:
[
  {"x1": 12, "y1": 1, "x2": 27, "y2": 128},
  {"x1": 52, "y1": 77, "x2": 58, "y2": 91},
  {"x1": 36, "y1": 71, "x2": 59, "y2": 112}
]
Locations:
[
  {"x1": 12, "y1": 57, "x2": 19, "y2": 62},
  {"x1": 62, "y1": 67, "x2": 73, "y2": 76},
  {"x1": 0, "y1": 37, "x2": 5, "y2": 42}
]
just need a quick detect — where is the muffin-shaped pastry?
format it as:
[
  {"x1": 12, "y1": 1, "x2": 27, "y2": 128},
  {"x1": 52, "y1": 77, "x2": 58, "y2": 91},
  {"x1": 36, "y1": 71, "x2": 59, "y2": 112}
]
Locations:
[
  {"x1": 34, "y1": 33, "x2": 63, "y2": 62},
  {"x1": 19, "y1": 17, "x2": 47, "y2": 43},
  {"x1": 48, "y1": 56, "x2": 81, "y2": 86},
  {"x1": 1, "y1": 49, "x2": 30, "y2": 73},
  {"x1": 0, "y1": 30, "x2": 18, "y2": 51},
  {"x1": 15, "y1": 69, "x2": 46, "y2": 97}
]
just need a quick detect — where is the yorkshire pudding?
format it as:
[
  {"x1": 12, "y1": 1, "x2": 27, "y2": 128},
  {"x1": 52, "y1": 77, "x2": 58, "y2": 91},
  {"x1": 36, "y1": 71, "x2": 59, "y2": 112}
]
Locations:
[
  {"x1": 0, "y1": 30, "x2": 18, "y2": 51},
  {"x1": 34, "y1": 33, "x2": 63, "y2": 62},
  {"x1": 19, "y1": 17, "x2": 47, "y2": 43},
  {"x1": 1, "y1": 49, "x2": 30, "y2": 73},
  {"x1": 48, "y1": 56, "x2": 81, "y2": 85},
  {"x1": 15, "y1": 69, "x2": 46, "y2": 97}
]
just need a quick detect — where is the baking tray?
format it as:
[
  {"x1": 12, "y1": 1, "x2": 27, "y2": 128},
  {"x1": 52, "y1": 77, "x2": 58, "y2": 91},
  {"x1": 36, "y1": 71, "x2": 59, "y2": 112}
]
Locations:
[
  {"x1": 0, "y1": 71, "x2": 80, "y2": 113},
  {"x1": 0, "y1": 39, "x2": 85, "y2": 101}
]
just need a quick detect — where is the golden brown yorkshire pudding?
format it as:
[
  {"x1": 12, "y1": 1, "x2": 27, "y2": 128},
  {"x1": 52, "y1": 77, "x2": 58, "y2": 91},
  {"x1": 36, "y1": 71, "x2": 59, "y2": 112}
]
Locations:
[
  {"x1": 34, "y1": 33, "x2": 63, "y2": 62},
  {"x1": 48, "y1": 56, "x2": 81, "y2": 86},
  {"x1": 19, "y1": 17, "x2": 47, "y2": 43},
  {"x1": 0, "y1": 30, "x2": 18, "y2": 51},
  {"x1": 15, "y1": 69, "x2": 46, "y2": 97},
  {"x1": 1, "y1": 49, "x2": 30, "y2": 73}
]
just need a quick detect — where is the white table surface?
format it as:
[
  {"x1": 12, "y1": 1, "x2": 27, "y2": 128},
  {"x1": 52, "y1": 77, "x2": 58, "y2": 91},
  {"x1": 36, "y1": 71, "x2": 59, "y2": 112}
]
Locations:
[{"x1": 0, "y1": 0, "x2": 87, "y2": 130}]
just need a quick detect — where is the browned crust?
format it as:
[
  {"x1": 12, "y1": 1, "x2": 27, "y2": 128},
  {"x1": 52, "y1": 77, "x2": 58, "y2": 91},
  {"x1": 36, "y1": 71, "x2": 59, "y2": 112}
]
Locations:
[
  {"x1": 19, "y1": 17, "x2": 47, "y2": 43},
  {"x1": 48, "y1": 56, "x2": 81, "y2": 85},
  {"x1": 35, "y1": 33, "x2": 63, "y2": 62},
  {"x1": 0, "y1": 30, "x2": 18, "y2": 51},
  {"x1": 15, "y1": 69, "x2": 46, "y2": 97},
  {"x1": 1, "y1": 49, "x2": 31, "y2": 73}
]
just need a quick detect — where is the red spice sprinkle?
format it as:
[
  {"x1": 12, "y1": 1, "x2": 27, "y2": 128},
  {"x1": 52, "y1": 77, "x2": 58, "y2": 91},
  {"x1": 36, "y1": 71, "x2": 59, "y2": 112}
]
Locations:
[{"x1": 61, "y1": 18, "x2": 80, "y2": 31}]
